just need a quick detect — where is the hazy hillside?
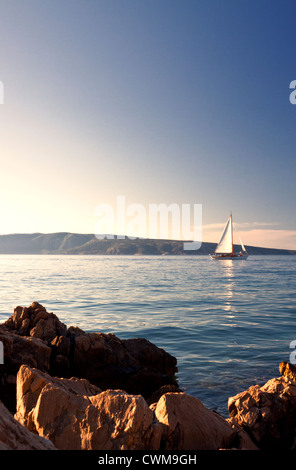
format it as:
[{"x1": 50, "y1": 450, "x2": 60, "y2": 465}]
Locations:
[{"x1": 0, "y1": 233, "x2": 294, "y2": 255}]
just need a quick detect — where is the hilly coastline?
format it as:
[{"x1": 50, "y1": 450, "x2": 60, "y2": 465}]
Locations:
[{"x1": 0, "y1": 233, "x2": 294, "y2": 255}]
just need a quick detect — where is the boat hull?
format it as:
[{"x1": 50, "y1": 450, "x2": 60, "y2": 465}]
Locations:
[{"x1": 209, "y1": 253, "x2": 248, "y2": 260}]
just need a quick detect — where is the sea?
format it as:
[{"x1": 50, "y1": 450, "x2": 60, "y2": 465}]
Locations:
[{"x1": 0, "y1": 254, "x2": 295, "y2": 417}]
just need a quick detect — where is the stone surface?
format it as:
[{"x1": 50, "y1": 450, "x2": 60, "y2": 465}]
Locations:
[
  {"x1": 0, "y1": 328, "x2": 51, "y2": 411},
  {"x1": 226, "y1": 417, "x2": 259, "y2": 450},
  {"x1": 154, "y1": 392, "x2": 236, "y2": 450},
  {"x1": 0, "y1": 302, "x2": 178, "y2": 410},
  {"x1": 15, "y1": 364, "x2": 161, "y2": 450},
  {"x1": 86, "y1": 390, "x2": 162, "y2": 450},
  {"x1": 3, "y1": 302, "x2": 67, "y2": 343},
  {"x1": 279, "y1": 360, "x2": 296, "y2": 381},
  {"x1": 16, "y1": 365, "x2": 240, "y2": 451},
  {"x1": 0, "y1": 399, "x2": 56, "y2": 450},
  {"x1": 228, "y1": 371, "x2": 296, "y2": 450},
  {"x1": 70, "y1": 332, "x2": 178, "y2": 398}
]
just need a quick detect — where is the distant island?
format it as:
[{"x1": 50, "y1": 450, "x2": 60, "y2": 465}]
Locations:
[{"x1": 0, "y1": 233, "x2": 294, "y2": 255}]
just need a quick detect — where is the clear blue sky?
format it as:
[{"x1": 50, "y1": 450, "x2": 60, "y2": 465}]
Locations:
[{"x1": 0, "y1": 0, "x2": 295, "y2": 248}]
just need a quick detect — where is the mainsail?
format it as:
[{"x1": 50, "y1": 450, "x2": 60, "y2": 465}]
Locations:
[{"x1": 215, "y1": 215, "x2": 233, "y2": 254}]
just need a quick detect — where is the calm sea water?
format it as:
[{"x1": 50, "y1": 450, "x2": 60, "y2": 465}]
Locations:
[{"x1": 0, "y1": 254, "x2": 295, "y2": 416}]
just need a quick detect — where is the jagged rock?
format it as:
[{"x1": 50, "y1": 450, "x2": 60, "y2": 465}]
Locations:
[
  {"x1": 226, "y1": 417, "x2": 259, "y2": 450},
  {"x1": 15, "y1": 364, "x2": 102, "y2": 430},
  {"x1": 16, "y1": 365, "x2": 243, "y2": 451},
  {"x1": 0, "y1": 303, "x2": 178, "y2": 410},
  {"x1": 87, "y1": 390, "x2": 162, "y2": 450},
  {"x1": 228, "y1": 371, "x2": 296, "y2": 450},
  {"x1": 15, "y1": 365, "x2": 162, "y2": 450},
  {"x1": 154, "y1": 392, "x2": 236, "y2": 450},
  {"x1": 70, "y1": 332, "x2": 178, "y2": 398},
  {"x1": 279, "y1": 361, "x2": 296, "y2": 381},
  {"x1": 0, "y1": 329, "x2": 51, "y2": 411},
  {"x1": 3, "y1": 302, "x2": 67, "y2": 343},
  {"x1": 0, "y1": 400, "x2": 56, "y2": 450}
]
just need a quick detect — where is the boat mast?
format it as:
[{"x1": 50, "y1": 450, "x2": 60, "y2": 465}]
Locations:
[{"x1": 230, "y1": 211, "x2": 234, "y2": 254}]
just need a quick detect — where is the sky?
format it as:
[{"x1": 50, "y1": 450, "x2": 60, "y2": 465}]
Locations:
[{"x1": 0, "y1": 0, "x2": 295, "y2": 249}]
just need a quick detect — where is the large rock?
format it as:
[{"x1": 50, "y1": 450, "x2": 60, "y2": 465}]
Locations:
[
  {"x1": 16, "y1": 365, "x2": 247, "y2": 451},
  {"x1": 0, "y1": 302, "x2": 178, "y2": 410},
  {"x1": 15, "y1": 364, "x2": 102, "y2": 430},
  {"x1": 279, "y1": 360, "x2": 296, "y2": 381},
  {"x1": 0, "y1": 399, "x2": 56, "y2": 450},
  {"x1": 228, "y1": 368, "x2": 296, "y2": 450},
  {"x1": 70, "y1": 330, "x2": 177, "y2": 398},
  {"x1": 3, "y1": 302, "x2": 67, "y2": 343},
  {"x1": 86, "y1": 390, "x2": 162, "y2": 450},
  {"x1": 154, "y1": 392, "x2": 236, "y2": 450},
  {"x1": 0, "y1": 328, "x2": 51, "y2": 411},
  {"x1": 15, "y1": 365, "x2": 162, "y2": 450}
]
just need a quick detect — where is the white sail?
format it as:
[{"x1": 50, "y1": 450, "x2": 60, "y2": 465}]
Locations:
[
  {"x1": 215, "y1": 216, "x2": 233, "y2": 254},
  {"x1": 239, "y1": 237, "x2": 247, "y2": 252},
  {"x1": 233, "y1": 222, "x2": 247, "y2": 253}
]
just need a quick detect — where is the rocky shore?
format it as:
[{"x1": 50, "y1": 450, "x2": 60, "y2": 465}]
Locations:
[{"x1": 0, "y1": 302, "x2": 295, "y2": 450}]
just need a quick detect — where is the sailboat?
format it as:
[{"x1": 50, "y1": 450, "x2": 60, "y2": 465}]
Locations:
[{"x1": 209, "y1": 213, "x2": 248, "y2": 260}]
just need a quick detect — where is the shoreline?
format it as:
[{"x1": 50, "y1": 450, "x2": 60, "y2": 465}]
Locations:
[
  {"x1": 1, "y1": 302, "x2": 296, "y2": 451},
  {"x1": 0, "y1": 233, "x2": 294, "y2": 255}
]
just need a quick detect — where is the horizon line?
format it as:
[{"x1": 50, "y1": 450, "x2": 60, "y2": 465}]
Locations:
[{"x1": 0, "y1": 231, "x2": 294, "y2": 252}]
